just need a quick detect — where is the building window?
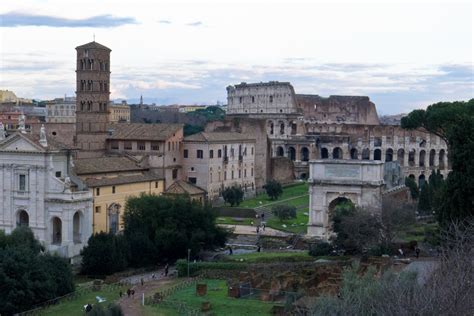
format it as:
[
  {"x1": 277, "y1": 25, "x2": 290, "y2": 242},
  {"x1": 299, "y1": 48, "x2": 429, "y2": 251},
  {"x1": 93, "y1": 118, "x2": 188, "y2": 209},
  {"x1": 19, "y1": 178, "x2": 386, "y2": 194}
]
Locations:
[
  {"x1": 244, "y1": 169, "x2": 247, "y2": 178},
  {"x1": 155, "y1": 181, "x2": 159, "y2": 188},
  {"x1": 172, "y1": 169, "x2": 178, "y2": 179},
  {"x1": 251, "y1": 168, "x2": 254, "y2": 176},
  {"x1": 224, "y1": 171, "x2": 227, "y2": 180},
  {"x1": 55, "y1": 171, "x2": 62, "y2": 178},
  {"x1": 218, "y1": 149, "x2": 222, "y2": 158},
  {"x1": 188, "y1": 177, "x2": 197, "y2": 184},
  {"x1": 124, "y1": 141, "x2": 132, "y2": 150},
  {"x1": 269, "y1": 96, "x2": 273, "y2": 103},
  {"x1": 251, "y1": 147, "x2": 254, "y2": 155},
  {"x1": 209, "y1": 150, "x2": 214, "y2": 158},
  {"x1": 168, "y1": 142, "x2": 171, "y2": 151},
  {"x1": 112, "y1": 186, "x2": 116, "y2": 194},
  {"x1": 197, "y1": 150, "x2": 204, "y2": 159},
  {"x1": 252, "y1": 96, "x2": 255, "y2": 103},
  {"x1": 238, "y1": 170, "x2": 241, "y2": 178},
  {"x1": 19, "y1": 174, "x2": 27, "y2": 191},
  {"x1": 138, "y1": 142, "x2": 146, "y2": 150},
  {"x1": 231, "y1": 170, "x2": 234, "y2": 179},
  {"x1": 96, "y1": 188, "x2": 100, "y2": 196},
  {"x1": 111, "y1": 141, "x2": 119, "y2": 150},
  {"x1": 184, "y1": 149, "x2": 188, "y2": 158},
  {"x1": 95, "y1": 206, "x2": 101, "y2": 213},
  {"x1": 151, "y1": 142, "x2": 159, "y2": 151}
]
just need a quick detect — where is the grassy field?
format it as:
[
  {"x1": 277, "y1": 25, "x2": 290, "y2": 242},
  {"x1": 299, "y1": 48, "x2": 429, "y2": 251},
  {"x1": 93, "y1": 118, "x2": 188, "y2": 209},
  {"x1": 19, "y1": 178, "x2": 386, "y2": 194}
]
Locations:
[
  {"x1": 216, "y1": 216, "x2": 254, "y2": 225},
  {"x1": 238, "y1": 182, "x2": 309, "y2": 208},
  {"x1": 144, "y1": 279, "x2": 279, "y2": 316},
  {"x1": 397, "y1": 222, "x2": 439, "y2": 243},
  {"x1": 40, "y1": 285, "x2": 127, "y2": 316},
  {"x1": 266, "y1": 207, "x2": 309, "y2": 234},
  {"x1": 221, "y1": 251, "x2": 314, "y2": 263}
]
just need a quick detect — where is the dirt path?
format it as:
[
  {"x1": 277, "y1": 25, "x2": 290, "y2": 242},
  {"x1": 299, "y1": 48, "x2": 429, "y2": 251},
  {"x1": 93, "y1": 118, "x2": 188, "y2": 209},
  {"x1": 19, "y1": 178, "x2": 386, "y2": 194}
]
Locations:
[{"x1": 118, "y1": 273, "x2": 175, "y2": 316}]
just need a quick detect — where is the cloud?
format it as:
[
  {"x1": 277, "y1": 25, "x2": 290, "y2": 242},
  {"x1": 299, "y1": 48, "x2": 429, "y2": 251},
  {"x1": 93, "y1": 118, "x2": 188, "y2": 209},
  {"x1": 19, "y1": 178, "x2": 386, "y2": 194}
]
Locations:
[
  {"x1": 186, "y1": 21, "x2": 203, "y2": 27},
  {"x1": 158, "y1": 20, "x2": 172, "y2": 24},
  {"x1": 0, "y1": 12, "x2": 137, "y2": 28}
]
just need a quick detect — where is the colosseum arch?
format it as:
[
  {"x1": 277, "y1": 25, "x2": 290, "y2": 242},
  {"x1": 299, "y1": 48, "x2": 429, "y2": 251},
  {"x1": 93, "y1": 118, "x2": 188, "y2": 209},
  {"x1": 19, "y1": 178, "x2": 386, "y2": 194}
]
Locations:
[
  {"x1": 385, "y1": 148, "x2": 393, "y2": 162},
  {"x1": 308, "y1": 160, "x2": 384, "y2": 239},
  {"x1": 397, "y1": 149, "x2": 405, "y2": 165},
  {"x1": 301, "y1": 147, "x2": 309, "y2": 162},
  {"x1": 332, "y1": 147, "x2": 343, "y2": 159},
  {"x1": 362, "y1": 148, "x2": 370, "y2": 160},
  {"x1": 374, "y1": 149, "x2": 382, "y2": 161},
  {"x1": 321, "y1": 148, "x2": 329, "y2": 159},
  {"x1": 419, "y1": 150, "x2": 426, "y2": 167},
  {"x1": 350, "y1": 148, "x2": 358, "y2": 159},
  {"x1": 439, "y1": 149, "x2": 446, "y2": 169},
  {"x1": 276, "y1": 146, "x2": 284, "y2": 157},
  {"x1": 429, "y1": 149, "x2": 436, "y2": 167},
  {"x1": 288, "y1": 147, "x2": 296, "y2": 161}
]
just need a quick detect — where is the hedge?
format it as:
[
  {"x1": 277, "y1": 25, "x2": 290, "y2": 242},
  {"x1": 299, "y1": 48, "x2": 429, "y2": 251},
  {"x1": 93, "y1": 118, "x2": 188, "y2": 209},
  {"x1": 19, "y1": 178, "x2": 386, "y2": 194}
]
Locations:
[
  {"x1": 213, "y1": 207, "x2": 256, "y2": 218},
  {"x1": 175, "y1": 259, "x2": 247, "y2": 277}
]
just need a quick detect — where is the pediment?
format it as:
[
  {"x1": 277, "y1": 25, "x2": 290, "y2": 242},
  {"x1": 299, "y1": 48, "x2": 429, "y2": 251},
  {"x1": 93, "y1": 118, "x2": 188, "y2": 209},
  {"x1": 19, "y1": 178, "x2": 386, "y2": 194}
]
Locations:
[{"x1": 0, "y1": 134, "x2": 45, "y2": 152}]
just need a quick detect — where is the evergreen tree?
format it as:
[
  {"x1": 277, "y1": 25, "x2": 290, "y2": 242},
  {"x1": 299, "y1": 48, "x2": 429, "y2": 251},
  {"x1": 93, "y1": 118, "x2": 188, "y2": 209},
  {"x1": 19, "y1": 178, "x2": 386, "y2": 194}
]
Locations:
[
  {"x1": 263, "y1": 180, "x2": 283, "y2": 200},
  {"x1": 418, "y1": 183, "x2": 432, "y2": 215},
  {"x1": 405, "y1": 177, "x2": 419, "y2": 200}
]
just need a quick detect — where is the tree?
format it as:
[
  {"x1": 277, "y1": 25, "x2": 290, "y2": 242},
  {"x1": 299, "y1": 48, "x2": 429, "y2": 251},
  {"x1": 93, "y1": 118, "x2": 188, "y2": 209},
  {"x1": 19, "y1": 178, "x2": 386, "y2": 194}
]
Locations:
[
  {"x1": 272, "y1": 205, "x2": 297, "y2": 221},
  {"x1": 0, "y1": 227, "x2": 74, "y2": 315},
  {"x1": 401, "y1": 99, "x2": 474, "y2": 225},
  {"x1": 418, "y1": 183, "x2": 432, "y2": 215},
  {"x1": 405, "y1": 176, "x2": 419, "y2": 200},
  {"x1": 264, "y1": 180, "x2": 283, "y2": 200},
  {"x1": 222, "y1": 186, "x2": 244, "y2": 206},
  {"x1": 80, "y1": 232, "x2": 130, "y2": 276},
  {"x1": 123, "y1": 195, "x2": 228, "y2": 267},
  {"x1": 380, "y1": 197, "x2": 416, "y2": 248}
]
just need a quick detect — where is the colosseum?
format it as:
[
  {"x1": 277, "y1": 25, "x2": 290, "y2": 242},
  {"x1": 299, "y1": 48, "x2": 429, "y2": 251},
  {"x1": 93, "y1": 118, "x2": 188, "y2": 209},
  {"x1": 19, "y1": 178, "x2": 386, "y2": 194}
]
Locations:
[{"x1": 226, "y1": 81, "x2": 449, "y2": 188}]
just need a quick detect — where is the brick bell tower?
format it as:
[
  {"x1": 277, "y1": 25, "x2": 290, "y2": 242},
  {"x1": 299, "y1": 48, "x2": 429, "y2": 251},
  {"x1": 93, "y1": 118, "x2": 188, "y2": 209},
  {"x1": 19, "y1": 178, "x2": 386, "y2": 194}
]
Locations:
[{"x1": 75, "y1": 41, "x2": 111, "y2": 159}]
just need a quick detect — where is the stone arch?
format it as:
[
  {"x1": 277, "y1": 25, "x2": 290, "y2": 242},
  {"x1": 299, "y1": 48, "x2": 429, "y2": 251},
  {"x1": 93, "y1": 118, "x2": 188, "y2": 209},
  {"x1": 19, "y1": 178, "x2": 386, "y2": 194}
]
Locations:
[
  {"x1": 278, "y1": 121, "x2": 285, "y2": 135},
  {"x1": 419, "y1": 150, "x2": 426, "y2": 167},
  {"x1": 362, "y1": 148, "x2": 370, "y2": 160},
  {"x1": 52, "y1": 217, "x2": 62, "y2": 245},
  {"x1": 276, "y1": 146, "x2": 284, "y2": 157},
  {"x1": 419, "y1": 174, "x2": 426, "y2": 188},
  {"x1": 73, "y1": 211, "x2": 83, "y2": 244},
  {"x1": 290, "y1": 121, "x2": 297, "y2": 135},
  {"x1": 350, "y1": 148, "x2": 358, "y2": 159},
  {"x1": 300, "y1": 172, "x2": 308, "y2": 180},
  {"x1": 397, "y1": 148, "x2": 405, "y2": 165},
  {"x1": 408, "y1": 149, "x2": 416, "y2": 167},
  {"x1": 321, "y1": 148, "x2": 329, "y2": 159},
  {"x1": 288, "y1": 146, "x2": 296, "y2": 161},
  {"x1": 301, "y1": 147, "x2": 309, "y2": 162},
  {"x1": 17, "y1": 210, "x2": 29, "y2": 227},
  {"x1": 332, "y1": 147, "x2": 343, "y2": 159},
  {"x1": 374, "y1": 149, "x2": 382, "y2": 161},
  {"x1": 429, "y1": 149, "x2": 435, "y2": 167},
  {"x1": 267, "y1": 121, "x2": 274, "y2": 135},
  {"x1": 439, "y1": 149, "x2": 446, "y2": 169},
  {"x1": 108, "y1": 203, "x2": 121, "y2": 234},
  {"x1": 385, "y1": 148, "x2": 393, "y2": 162}
]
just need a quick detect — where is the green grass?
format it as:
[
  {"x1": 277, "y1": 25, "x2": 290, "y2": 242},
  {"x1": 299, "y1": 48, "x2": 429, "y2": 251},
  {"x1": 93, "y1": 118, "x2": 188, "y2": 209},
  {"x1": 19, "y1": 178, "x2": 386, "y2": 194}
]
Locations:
[
  {"x1": 40, "y1": 285, "x2": 127, "y2": 316},
  {"x1": 238, "y1": 182, "x2": 309, "y2": 208},
  {"x1": 221, "y1": 251, "x2": 313, "y2": 263},
  {"x1": 397, "y1": 222, "x2": 439, "y2": 243},
  {"x1": 144, "y1": 279, "x2": 279, "y2": 316},
  {"x1": 216, "y1": 216, "x2": 254, "y2": 225},
  {"x1": 266, "y1": 207, "x2": 309, "y2": 234}
]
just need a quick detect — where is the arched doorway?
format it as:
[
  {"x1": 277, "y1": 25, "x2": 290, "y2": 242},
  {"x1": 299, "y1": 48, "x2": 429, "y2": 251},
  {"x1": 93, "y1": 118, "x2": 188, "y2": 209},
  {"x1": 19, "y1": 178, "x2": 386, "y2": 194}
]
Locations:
[
  {"x1": 374, "y1": 149, "x2": 382, "y2": 161},
  {"x1": 73, "y1": 211, "x2": 83, "y2": 244},
  {"x1": 108, "y1": 203, "x2": 121, "y2": 234},
  {"x1": 301, "y1": 147, "x2": 309, "y2": 162},
  {"x1": 350, "y1": 148, "x2": 358, "y2": 159},
  {"x1": 397, "y1": 149, "x2": 405, "y2": 165},
  {"x1": 385, "y1": 148, "x2": 393, "y2": 162},
  {"x1": 52, "y1": 217, "x2": 62, "y2": 245},
  {"x1": 17, "y1": 210, "x2": 29, "y2": 227},
  {"x1": 276, "y1": 146, "x2": 284, "y2": 157},
  {"x1": 362, "y1": 148, "x2": 370, "y2": 160},
  {"x1": 328, "y1": 197, "x2": 355, "y2": 231},
  {"x1": 408, "y1": 149, "x2": 416, "y2": 167},
  {"x1": 429, "y1": 149, "x2": 435, "y2": 167},
  {"x1": 288, "y1": 147, "x2": 296, "y2": 161},
  {"x1": 419, "y1": 150, "x2": 426, "y2": 167},
  {"x1": 321, "y1": 148, "x2": 329, "y2": 159},
  {"x1": 332, "y1": 147, "x2": 343, "y2": 159}
]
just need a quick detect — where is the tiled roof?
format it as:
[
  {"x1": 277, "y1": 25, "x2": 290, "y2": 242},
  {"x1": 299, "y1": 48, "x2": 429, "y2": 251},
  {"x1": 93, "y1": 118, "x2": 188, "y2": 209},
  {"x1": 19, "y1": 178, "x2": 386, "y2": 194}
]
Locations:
[
  {"x1": 83, "y1": 172, "x2": 164, "y2": 187},
  {"x1": 165, "y1": 180, "x2": 206, "y2": 195},
  {"x1": 0, "y1": 132, "x2": 71, "y2": 152},
  {"x1": 76, "y1": 41, "x2": 111, "y2": 51},
  {"x1": 74, "y1": 156, "x2": 144, "y2": 175},
  {"x1": 107, "y1": 123, "x2": 183, "y2": 141},
  {"x1": 184, "y1": 132, "x2": 255, "y2": 143}
]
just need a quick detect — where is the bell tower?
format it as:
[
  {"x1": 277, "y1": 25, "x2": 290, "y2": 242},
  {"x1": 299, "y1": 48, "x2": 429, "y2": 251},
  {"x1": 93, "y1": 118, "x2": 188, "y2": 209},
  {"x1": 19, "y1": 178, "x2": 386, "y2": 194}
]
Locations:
[{"x1": 75, "y1": 41, "x2": 111, "y2": 159}]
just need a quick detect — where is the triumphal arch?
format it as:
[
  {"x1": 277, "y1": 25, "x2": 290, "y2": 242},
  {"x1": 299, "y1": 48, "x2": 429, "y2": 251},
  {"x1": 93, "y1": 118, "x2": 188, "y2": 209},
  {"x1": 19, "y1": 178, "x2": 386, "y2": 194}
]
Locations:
[{"x1": 307, "y1": 159, "x2": 384, "y2": 239}]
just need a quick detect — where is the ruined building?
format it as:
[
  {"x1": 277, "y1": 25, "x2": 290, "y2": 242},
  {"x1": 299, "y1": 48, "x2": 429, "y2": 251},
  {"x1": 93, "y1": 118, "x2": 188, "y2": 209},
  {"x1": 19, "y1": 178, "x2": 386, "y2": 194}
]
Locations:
[{"x1": 224, "y1": 81, "x2": 449, "y2": 188}]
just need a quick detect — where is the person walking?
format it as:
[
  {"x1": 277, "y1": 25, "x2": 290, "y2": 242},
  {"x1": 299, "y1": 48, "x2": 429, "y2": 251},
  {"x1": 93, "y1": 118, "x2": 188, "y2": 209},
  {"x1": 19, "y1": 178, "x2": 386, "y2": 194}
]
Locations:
[
  {"x1": 127, "y1": 289, "x2": 131, "y2": 298},
  {"x1": 165, "y1": 263, "x2": 169, "y2": 277},
  {"x1": 140, "y1": 278, "x2": 144, "y2": 286},
  {"x1": 415, "y1": 247, "x2": 420, "y2": 258}
]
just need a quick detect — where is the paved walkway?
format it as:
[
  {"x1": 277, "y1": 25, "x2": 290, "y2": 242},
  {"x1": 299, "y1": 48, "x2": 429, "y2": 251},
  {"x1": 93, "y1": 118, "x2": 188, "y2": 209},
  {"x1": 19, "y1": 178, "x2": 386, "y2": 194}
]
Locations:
[
  {"x1": 219, "y1": 224, "x2": 291, "y2": 237},
  {"x1": 403, "y1": 259, "x2": 438, "y2": 285}
]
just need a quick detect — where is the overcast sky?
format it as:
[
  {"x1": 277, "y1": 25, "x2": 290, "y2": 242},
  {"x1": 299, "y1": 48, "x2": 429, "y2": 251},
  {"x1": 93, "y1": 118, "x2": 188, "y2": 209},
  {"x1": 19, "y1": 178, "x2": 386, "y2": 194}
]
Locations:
[{"x1": 0, "y1": 0, "x2": 472, "y2": 114}]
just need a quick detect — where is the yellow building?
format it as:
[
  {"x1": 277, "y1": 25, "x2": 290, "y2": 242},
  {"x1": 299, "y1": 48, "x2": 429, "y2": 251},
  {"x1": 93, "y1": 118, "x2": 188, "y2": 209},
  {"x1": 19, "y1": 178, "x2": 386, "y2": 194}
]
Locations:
[
  {"x1": 74, "y1": 157, "x2": 164, "y2": 233},
  {"x1": 109, "y1": 102, "x2": 131, "y2": 123}
]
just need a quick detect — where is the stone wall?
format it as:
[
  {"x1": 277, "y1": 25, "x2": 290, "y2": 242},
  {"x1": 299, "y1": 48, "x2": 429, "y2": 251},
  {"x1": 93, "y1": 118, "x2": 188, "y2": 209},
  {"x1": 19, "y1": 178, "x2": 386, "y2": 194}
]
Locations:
[
  {"x1": 271, "y1": 157, "x2": 295, "y2": 184},
  {"x1": 31, "y1": 122, "x2": 75, "y2": 147}
]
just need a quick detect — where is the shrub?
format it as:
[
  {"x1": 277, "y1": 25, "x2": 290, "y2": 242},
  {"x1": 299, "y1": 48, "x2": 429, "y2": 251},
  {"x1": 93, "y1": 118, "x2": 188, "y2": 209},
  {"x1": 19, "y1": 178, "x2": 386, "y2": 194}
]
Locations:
[
  {"x1": 222, "y1": 186, "x2": 244, "y2": 206},
  {"x1": 309, "y1": 242, "x2": 333, "y2": 257},
  {"x1": 175, "y1": 259, "x2": 246, "y2": 277},
  {"x1": 272, "y1": 205, "x2": 297, "y2": 221}
]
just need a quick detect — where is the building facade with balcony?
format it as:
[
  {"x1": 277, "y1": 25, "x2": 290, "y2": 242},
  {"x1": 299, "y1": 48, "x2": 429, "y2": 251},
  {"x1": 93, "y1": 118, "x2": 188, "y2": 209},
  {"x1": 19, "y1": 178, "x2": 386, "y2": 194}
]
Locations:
[
  {"x1": 182, "y1": 132, "x2": 256, "y2": 201},
  {"x1": 0, "y1": 129, "x2": 93, "y2": 260}
]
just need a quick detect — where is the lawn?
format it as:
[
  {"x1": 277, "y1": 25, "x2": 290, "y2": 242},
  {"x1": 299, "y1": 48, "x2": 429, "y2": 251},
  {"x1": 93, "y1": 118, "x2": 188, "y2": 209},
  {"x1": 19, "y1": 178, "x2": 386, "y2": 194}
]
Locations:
[
  {"x1": 40, "y1": 285, "x2": 127, "y2": 316},
  {"x1": 221, "y1": 251, "x2": 313, "y2": 263},
  {"x1": 397, "y1": 222, "x2": 439, "y2": 243},
  {"x1": 144, "y1": 279, "x2": 279, "y2": 316},
  {"x1": 216, "y1": 216, "x2": 254, "y2": 225},
  {"x1": 238, "y1": 182, "x2": 309, "y2": 208},
  {"x1": 266, "y1": 207, "x2": 309, "y2": 234}
]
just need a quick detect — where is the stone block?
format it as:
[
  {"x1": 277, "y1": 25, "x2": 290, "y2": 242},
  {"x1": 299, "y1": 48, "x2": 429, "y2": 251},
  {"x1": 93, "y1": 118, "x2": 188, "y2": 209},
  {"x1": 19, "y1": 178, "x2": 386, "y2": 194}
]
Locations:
[{"x1": 196, "y1": 283, "x2": 207, "y2": 296}]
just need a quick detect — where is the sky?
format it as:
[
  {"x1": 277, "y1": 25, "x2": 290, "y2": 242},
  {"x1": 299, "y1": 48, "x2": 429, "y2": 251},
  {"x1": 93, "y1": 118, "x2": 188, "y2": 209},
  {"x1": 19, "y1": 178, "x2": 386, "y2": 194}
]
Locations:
[{"x1": 0, "y1": 0, "x2": 472, "y2": 115}]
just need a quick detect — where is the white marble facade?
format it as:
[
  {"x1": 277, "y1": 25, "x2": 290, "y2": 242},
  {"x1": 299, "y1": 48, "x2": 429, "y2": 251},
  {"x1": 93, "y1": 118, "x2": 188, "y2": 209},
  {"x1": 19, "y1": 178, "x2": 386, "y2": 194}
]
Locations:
[{"x1": 0, "y1": 131, "x2": 92, "y2": 259}]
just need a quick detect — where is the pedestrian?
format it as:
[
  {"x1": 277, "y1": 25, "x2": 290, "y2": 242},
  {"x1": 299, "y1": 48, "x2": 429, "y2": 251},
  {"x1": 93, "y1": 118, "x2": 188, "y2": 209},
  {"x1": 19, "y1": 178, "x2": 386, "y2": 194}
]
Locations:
[
  {"x1": 165, "y1": 263, "x2": 169, "y2": 277},
  {"x1": 127, "y1": 289, "x2": 131, "y2": 298},
  {"x1": 119, "y1": 291, "x2": 122, "y2": 298},
  {"x1": 262, "y1": 223, "x2": 266, "y2": 231},
  {"x1": 131, "y1": 289, "x2": 135, "y2": 298},
  {"x1": 255, "y1": 213, "x2": 259, "y2": 220},
  {"x1": 228, "y1": 246, "x2": 233, "y2": 255},
  {"x1": 256, "y1": 225, "x2": 260, "y2": 234},
  {"x1": 257, "y1": 245, "x2": 261, "y2": 252},
  {"x1": 398, "y1": 248, "x2": 404, "y2": 257},
  {"x1": 261, "y1": 213, "x2": 265, "y2": 221},
  {"x1": 152, "y1": 273, "x2": 155, "y2": 279},
  {"x1": 415, "y1": 247, "x2": 420, "y2": 258}
]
